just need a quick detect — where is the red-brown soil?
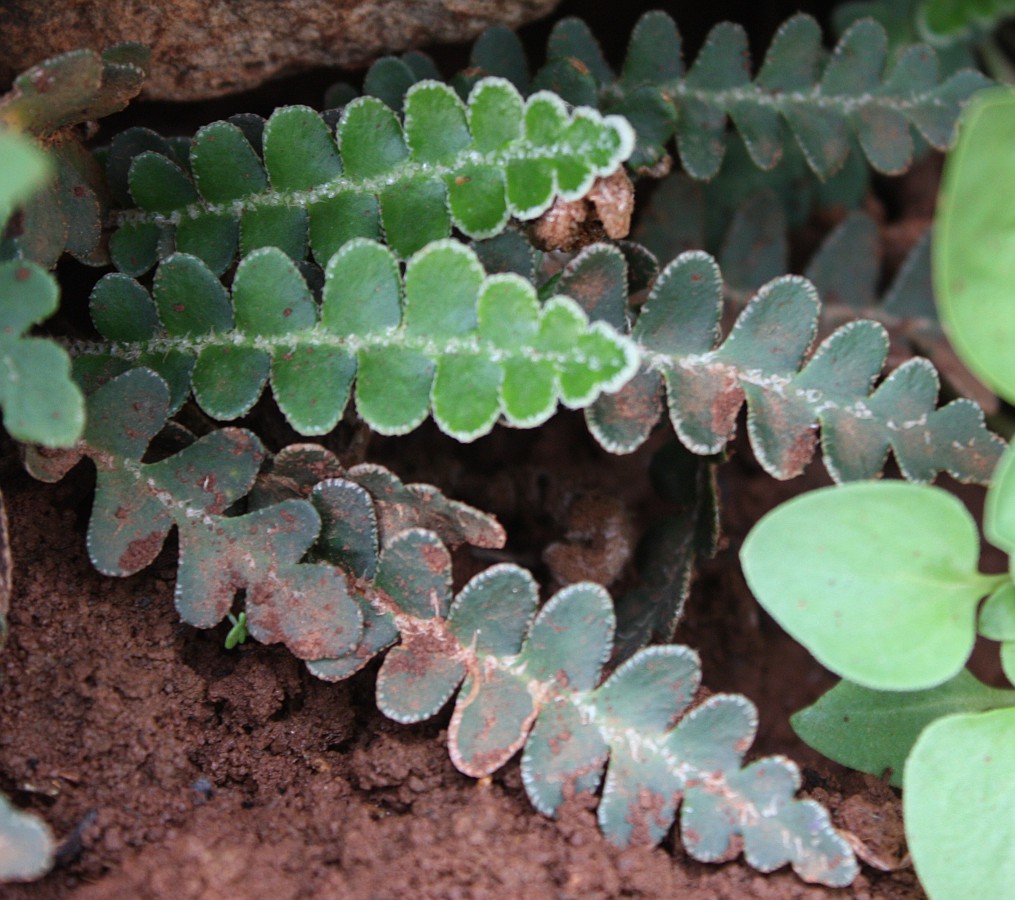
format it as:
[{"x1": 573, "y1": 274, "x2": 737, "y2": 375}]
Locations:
[
  {"x1": 0, "y1": 417, "x2": 928, "y2": 898},
  {"x1": 0, "y1": 4, "x2": 974, "y2": 893}
]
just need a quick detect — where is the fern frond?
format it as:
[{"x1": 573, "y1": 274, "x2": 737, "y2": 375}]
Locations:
[
  {"x1": 249, "y1": 443, "x2": 506, "y2": 552},
  {"x1": 24, "y1": 369, "x2": 504, "y2": 662},
  {"x1": 305, "y1": 522, "x2": 856, "y2": 886},
  {"x1": 80, "y1": 235, "x2": 1002, "y2": 481},
  {"x1": 633, "y1": 170, "x2": 997, "y2": 412},
  {"x1": 0, "y1": 45, "x2": 149, "y2": 268},
  {"x1": 24, "y1": 368, "x2": 363, "y2": 659},
  {"x1": 79, "y1": 240, "x2": 639, "y2": 440},
  {"x1": 461, "y1": 12, "x2": 989, "y2": 179},
  {"x1": 107, "y1": 78, "x2": 634, "y2": 275},
  {"x1": 565, "y1": 245, "x2": 1004, "y2": 483},
  {"x1": 0, "y1": 44, "x2": 148, "y2": 136},
  {"x1": 24, "y1": 368, "x2": 854, "y2": 885}
]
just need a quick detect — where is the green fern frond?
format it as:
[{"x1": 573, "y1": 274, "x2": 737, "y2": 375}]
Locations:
[
  {"x1": 632, "y1": 172, "x2": 993, "y2": 411},
  {"x1": 107, "y1": 78, "x2": 635, "y2": 275},
  {"x1": 78, "y1": 240, "x2": 638, "y2": 440},
  {"x1": 24, "y1": 368, "x2": 363, "y2": 659},
  {"x1": 0, "y1": 46, "x2": 148, "y2": 269},
  {"x1": 564, "y1": 245, "x2": 1004, "y2": 483},
  {"x1": 22, "y1": 368, "x2": 506, "y2": 674},
  {"x1": 456, "y1": 12, "x2": 989, "y2": 179},
  {"x1": 23, "y1": 366, "x2": 855, "y2": 886},
  {"x1": 303, "y1": 515, "x2": 856, "y2": 885}
]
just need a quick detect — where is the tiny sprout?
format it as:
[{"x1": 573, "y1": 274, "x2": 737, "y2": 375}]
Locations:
[{"x1": 225, "y1": 612, "x2": 248, "y2": 649}]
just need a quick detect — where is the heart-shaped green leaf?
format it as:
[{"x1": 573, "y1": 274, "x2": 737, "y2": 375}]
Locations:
[{"x1": 742, "y1": 482, "x2": 998, "y2": 690}]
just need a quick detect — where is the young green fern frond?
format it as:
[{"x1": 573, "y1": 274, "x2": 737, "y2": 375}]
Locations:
[
  {"x1": 79, "y1": 241, "x2": 639, "y2": 440},
  {"x1": 80, "y1": 235, "x2": 1002, "y2": 480},
  {"x1": 459, "y1": 12, "x2": 989, "y2": 178},
  {"x1": 107, "y1": 78, "x2": 635, "y2": 275}
]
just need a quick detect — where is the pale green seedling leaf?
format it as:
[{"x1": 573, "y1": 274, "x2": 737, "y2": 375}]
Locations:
[
  {"x1": 979, "y1": 581, "x2": 1015, "y2": 641},
  {"x1": 742, "y1": 482, "x2": 997, "y2": 690},
  {"x1": 0, "y1": 794, "x2": 53, "y2": 882},
  {"x1": 986, "y1": 443, "x2": 1015, "y2": 553},
  {"x1": 0, "y1": 261, "x2": 84, "y2": 446},
  {"x1": 936, "y1": 89, "x2": 1015, "y2": 405},
  {"x1": 793, "y1": 671, "x2": 1015, "y2": 786},
  {"x1": 0, "y1": 131, "x2": 52, "y2": 226},
  {"x1": 905, "y1": 707, "x2": 1015, "y2": 899}
]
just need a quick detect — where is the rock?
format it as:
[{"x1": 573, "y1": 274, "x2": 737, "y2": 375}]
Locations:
[{"x1": 0, "y1": 0, "x2": 561, "y2": 101}]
